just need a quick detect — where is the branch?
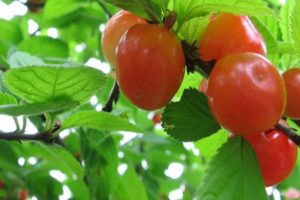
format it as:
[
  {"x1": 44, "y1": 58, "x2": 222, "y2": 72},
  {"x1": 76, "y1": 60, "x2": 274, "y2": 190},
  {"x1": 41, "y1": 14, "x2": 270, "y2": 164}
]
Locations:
[
  {"x1": 98, "y1": 1, "x2": 112, "y2": 18},
  {"x1": 102, "y1": 81, "x2": 120, "y2": 112},
  {"x1": 181, "y1": 41, "x2": 215, "y2": 77},
  {"x1": 275, "y1": 123, "x2": 300, "y2": 146}
]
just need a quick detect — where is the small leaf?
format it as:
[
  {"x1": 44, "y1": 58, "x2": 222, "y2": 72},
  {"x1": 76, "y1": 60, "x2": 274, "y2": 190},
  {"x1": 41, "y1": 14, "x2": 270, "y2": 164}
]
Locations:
[
  {"x1": 280, "y1": 0, "x2": 295, "y2": 42},
  {"x1": 18, "y1": 36, "x2": 69, "y2": 58},
  {"x1": 61, "y1": 111, "x2": 143, "y2": 133},
  {"x1": 196, "y1": 137, "x2": 268, "y2": 200},
  {"x1": 162, "y1": 88, "x2": 220, "y2": 142},
  {"x1": 0, "y1": 92, "x2": 17, "y2": 105},
  {"x1": 4, "y1": 66, "x2": 107, "y2": 104},
  {"x1": 0, "y1": 98, "x2": 79, "y2": 116},
  {"x1": 9, "y1": 52, "x2": 45, "y2": 68}
]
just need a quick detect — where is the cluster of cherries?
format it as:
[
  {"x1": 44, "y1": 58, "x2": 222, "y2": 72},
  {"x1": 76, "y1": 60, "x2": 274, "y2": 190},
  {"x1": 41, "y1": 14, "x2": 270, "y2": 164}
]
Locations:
[{"x1": 101, "y1": 10, "x2": 299, "y2": 187}]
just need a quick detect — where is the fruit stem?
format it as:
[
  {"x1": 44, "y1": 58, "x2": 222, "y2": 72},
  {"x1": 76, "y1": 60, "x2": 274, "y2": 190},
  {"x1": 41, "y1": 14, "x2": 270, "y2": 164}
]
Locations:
[
  {"x1": 163, "y1": 11, "x2": 177, "y2": 30},
  {"x1": 275, "y1": 123, "x2": 300, "y2": 147}
]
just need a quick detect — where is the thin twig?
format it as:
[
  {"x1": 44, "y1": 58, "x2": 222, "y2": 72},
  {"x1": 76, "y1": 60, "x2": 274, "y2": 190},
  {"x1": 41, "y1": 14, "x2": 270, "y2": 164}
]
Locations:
[
  {"x1": 275, "y1": 123, "x2": 300, "y2": 146},
  {"x1": 98, "y1": 1, "x2": 112, "y2": 18},
  {"x1": 102, "y1": 81, "x2": 120, "y2": 112}
]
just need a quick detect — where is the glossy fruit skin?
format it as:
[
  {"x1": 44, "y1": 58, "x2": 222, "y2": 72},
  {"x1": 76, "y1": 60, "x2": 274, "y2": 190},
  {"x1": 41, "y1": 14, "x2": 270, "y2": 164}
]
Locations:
[
  {"x1": 245, "y1": 130, "x2": 298, "y2": 186},
  {"x1": 116, "y1": 24, "x2": 185, "y2": 110},
  {"x1": 199, "y1": 13, "x2": 266, "y2": 61},
  {"x1": 283, "y1": 68, "x2": 300, "y2": 119},
  {"x1": 207, "y1": 53, "x2": 286, "y2": 135},
  {"x1": 101, "y1": 10, "x2": 146, "y2": 67},
  {"x1": 152, "y1": 112, "x2": 162, "y2": 124}
]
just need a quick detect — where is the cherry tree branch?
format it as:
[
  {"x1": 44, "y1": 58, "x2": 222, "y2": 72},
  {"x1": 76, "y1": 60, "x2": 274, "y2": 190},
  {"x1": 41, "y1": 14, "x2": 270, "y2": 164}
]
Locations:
[
  {"x1": 275, "y1": 123, "x2": 300, "y2": 146},
  {"x1": 102, "y1": 81, "x2": 120, "y2": 112}
]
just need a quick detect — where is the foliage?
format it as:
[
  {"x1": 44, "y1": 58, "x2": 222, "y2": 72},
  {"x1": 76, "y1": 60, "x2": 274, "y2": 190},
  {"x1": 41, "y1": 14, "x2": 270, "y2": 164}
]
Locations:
[{"x1": 0, "y1": 0, "x2": 298, "y2": 199}]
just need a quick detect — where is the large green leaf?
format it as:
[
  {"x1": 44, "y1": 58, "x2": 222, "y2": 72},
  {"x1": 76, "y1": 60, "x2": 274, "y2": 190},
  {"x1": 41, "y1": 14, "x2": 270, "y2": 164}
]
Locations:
[
  {"x1": 61, "y1": 111, "x2": 143, "y2": 133},
  {"x1": 3, "y1": 66, "x2": 106, "y2": 104},
  {"x1": 0, "y1": 19, "x2": 22, "y2": 44},
  {"x1": 196, "y1": 137, "x2": 268, "y2": 200},
  {"x1": 162, "y1": 88, "x2": 220, "y2": 142},
  {"x1": 0, "y1": 98, "x2": 79, "y2": 116},
  {"x1": 18, "y1": 36, "x2": 69, "y2": 58}
]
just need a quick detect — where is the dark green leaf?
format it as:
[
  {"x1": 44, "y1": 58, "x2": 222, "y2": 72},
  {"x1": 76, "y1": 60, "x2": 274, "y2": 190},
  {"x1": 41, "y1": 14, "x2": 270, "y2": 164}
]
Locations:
[
  {"x1": 162, "y1": 88, "x2": 220, "y2": 142},
  {"x1": 196, "y1": 137, "x2": 268, "y2": 200},
  {"x1": 61, "y1": 111, "x2": 143, "y2": 133},
  {"x1": 18, "y1": 36, "x2": 69, "y2": 58},
  {"x1": 0, "y1": 98, "x2": 79, "y2": 116},
  {"x1": 4, "y1": 66, "x2": 107, "y2": 104}
]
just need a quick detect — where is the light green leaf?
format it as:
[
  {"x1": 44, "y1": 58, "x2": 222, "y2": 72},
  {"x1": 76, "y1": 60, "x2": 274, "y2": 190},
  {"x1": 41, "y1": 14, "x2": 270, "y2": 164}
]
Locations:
[
  {"x1": 0, "y1": 92, "x2": 17, "y2": 105},
  {"x1": 61, "y1": 111, "x2": 143, "y2": 133},
  {"x1": 173, "y1": 0, "x2": 274, "y2": 31},
  {"x1": 195, "y1": 129, "x2": 228, "y2": 161},
  {"x1": 291, "y1": 0, "x2": 300, "y2": 55},
  {"x1": 4, "y1": 66, "x2": 107, "y2": 104},
  {"x1": 0, "y1": 19, "x2": 22, "y2": 44},
  {"x1": 44, "y1": 0, "x2": 85, "y2": 21},
  {"x1": 196, "y1": 137, "x2": 268, "y2": 200},
  {"x1": 280, "y1": 0, "x2": 295, "y2": 42},
  {"x1": 9, "y1": 52, "x2": 45, "y2": 68},
  {"x1": 0, "y1": 98, "x2": 79, "y2": 116},
  {"x1": 18, "y1": 36, "x2": 69, "y2": 58},
  {"x1": 179, "y1": 16, "x2": 209, "y2": 45},
  {"x1": 113, "y1": 164, "x2": 148, "y2": 200}
]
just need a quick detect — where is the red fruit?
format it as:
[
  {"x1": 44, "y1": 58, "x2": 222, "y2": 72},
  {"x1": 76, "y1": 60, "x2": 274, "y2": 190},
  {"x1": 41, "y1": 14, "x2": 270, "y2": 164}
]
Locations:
[
  {"x1": 116, "y1": 24, "x2": 185, "y2": 110},
  {"x1": 283, "y1": 68, "x2": 300, "y2": 119},
  {"x1": 207, "y1": 53, "x2": 286, "y2": 135},
  {"x1": 101, "y1": 10, "x2": 146, "y2": 67},
  {"x1": 18, "y1": 189, "x2": 28, "y2": 200},
  {"x1": 245, "y1": 130, "x2": 298, "y2": 186},
  {"x1": 199, "y1": 13, "x2": 266, "y2": 61}
]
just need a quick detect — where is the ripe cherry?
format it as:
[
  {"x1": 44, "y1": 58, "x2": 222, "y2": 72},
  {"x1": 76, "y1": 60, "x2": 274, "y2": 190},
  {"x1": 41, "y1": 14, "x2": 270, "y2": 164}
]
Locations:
[
  {"x1": 199, "y1": 13, "x2": 266, "y2": 61},
  {"x1": 245, "y1": 129, "x2": 298, "y2": 186},
  {"x1": 101, "y1": 10, "x2": 146, "y2": 67},
  {"x1": 207, "y1": 53, "x2": 286, "y2": 135},
  {"x1": 283, "y1": 68, "x2": 300, "y2": 119},
  {"x1": 18, "y1": 189, "x2": 28, "y2": 200},
  {"x1": 116, "y1": 24, "x2": 185, "y2": 110}
]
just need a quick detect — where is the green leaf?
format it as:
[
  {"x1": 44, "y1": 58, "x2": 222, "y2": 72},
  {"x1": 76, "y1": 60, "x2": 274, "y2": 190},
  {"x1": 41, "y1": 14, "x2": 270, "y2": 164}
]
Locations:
[
  {"x1": 173, "y1": 0, "x2": 274, "y2": 31},
  {"x1": 280, "y1": 0, "x2": 295, "y2": 42},
  {"x1": 9, "y1": 52, "x2": 45, "y2": 68},
  {"x1": 250, "y1": 17, "x2": 278, "y2": 54},
  {"x1": 113, "y1": 164, "x2": 149, "y2": 200},
  {"x1": 195, "y1": 129, "x2": 228, "y2": 161},
  {"x1": 44, "y1": 0, "x2": 84, "y2": 21},
  {"x1": 162, "y1": 88, "x2": 220, "y2": 142},
  {"x1": 0, "y1": 98, "x2": 79, "y2": 116},
  {"x1": 100, "y1": 0, "x2": 162, "y2": 22},
  {"x1": 0, "y1": 19, "x2": 22, "y2": 44},
  {"x1": 196, "y1": 137, "x2": 268, "y2": 200},
  {"x1": 179, "y1": 16, "x2": 209, "y2": 45},
  {"x1": 0, "y1": 92, "x2": 17, "y2": 105},
  {"x1": 18, "y1": 36, "x2": 69, "y2": 58},
  {"x1": 80, "y1": 131, "x2": 119, "y2": 199},
  {"x1": 291, "y1": 0, "x2": 300, "y2": 55},
  {"x1": 61, "y1": 111, "x2": 143, "y2": 133},
  {"x1": 4, "y1": 66, "x2": 106, "y2": 104}
]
